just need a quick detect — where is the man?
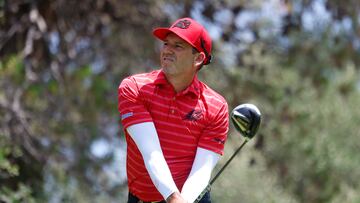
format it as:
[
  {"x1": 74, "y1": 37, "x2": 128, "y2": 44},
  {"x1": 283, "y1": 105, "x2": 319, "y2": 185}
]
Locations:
[{"x1": 118, "y1": 17, "x2": 229, "y2": 203}]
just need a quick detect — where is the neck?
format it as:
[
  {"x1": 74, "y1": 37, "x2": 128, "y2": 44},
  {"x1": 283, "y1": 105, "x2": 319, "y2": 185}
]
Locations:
[{"x1": 165, "y1": 72, "x2": 196, "y2": 93}]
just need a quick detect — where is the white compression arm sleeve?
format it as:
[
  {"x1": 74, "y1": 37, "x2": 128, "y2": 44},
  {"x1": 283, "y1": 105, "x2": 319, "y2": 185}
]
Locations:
[
  {"x1": 181, "y1": 147, "x2": 220, "y2": 203},
  {"x1": 127, "y1": 122, "x2": 179, "y2": 200}
]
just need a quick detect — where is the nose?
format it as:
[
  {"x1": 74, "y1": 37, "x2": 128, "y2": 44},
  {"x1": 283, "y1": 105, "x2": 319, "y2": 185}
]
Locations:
[{"x1": 162, "y1": 44, "x2": 174, "y2": 54}]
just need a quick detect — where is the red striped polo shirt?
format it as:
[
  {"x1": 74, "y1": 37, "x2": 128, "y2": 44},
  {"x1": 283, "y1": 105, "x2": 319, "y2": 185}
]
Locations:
[{"x1": 118, "y1": 69, "x2": 229, "y2": 201}]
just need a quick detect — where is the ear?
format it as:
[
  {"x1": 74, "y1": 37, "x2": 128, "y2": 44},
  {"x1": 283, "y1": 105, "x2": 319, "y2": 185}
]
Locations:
[{"x1": 194, "y1": 52, "x2": 206, "y2": 67}]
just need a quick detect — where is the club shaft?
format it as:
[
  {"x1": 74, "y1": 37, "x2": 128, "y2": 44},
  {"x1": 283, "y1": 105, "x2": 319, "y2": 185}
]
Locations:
[
  {"x1": 194, "y1": 139, "x2": 248, "y2": 203},
  {"x1": 210, "y1": 139, "x2": 248, "y2": 184}
]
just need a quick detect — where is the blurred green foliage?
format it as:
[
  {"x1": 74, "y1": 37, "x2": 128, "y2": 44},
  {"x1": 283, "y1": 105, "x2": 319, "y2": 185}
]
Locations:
[{"x1": 1, "y1": 0, "x2": 360, "y2": 202}]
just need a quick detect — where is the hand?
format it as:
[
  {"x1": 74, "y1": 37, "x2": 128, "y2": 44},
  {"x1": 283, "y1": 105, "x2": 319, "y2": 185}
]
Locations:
[{"x1": 166, "y1": 191, "x2": 188, "y2": 203}]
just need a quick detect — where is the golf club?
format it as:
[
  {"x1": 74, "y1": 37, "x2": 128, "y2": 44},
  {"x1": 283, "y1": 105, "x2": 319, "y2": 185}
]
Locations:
[{"x1": 194, "y1": 103, "x2": 261, "y2": 203}]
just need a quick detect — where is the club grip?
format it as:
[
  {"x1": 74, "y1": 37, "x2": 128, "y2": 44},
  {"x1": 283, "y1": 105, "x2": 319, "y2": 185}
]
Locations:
[{"x1": 194, "y1": 184, "x2": 211, "y2": 203}]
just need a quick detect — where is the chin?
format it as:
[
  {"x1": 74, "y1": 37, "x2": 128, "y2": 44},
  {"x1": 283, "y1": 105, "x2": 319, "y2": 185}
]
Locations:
[{"x1": 162, "y1": 66, "x2": 177, "y2": 75}]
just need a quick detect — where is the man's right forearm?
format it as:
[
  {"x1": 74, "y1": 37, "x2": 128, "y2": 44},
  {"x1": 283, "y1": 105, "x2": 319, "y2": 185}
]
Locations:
[
  {"x1": 145, "y1": 149, "x2": 179, "y2": 199},
  {"x1": 127, "y1": 122, "x2": 179, "y2": 200}
]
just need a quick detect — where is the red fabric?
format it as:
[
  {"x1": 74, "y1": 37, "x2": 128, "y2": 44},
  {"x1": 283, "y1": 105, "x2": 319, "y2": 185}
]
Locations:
[{"x1": 118, "y1": 70, "x2": 228, "y2": 201}]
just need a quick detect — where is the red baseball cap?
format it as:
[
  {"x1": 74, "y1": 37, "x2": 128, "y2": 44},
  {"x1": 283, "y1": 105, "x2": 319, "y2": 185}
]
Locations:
[{"x1": 153, "y1": 17, "x2": 212, "y2": 65}]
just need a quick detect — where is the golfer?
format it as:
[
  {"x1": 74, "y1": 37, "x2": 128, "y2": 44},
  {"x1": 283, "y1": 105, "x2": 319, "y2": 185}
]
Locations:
[{"x1": 118, "y1": 17, "x2": 229, "y2": 203}]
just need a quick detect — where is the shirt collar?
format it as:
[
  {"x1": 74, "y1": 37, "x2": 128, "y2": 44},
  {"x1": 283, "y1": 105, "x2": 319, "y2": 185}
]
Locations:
[
  {"x1": 154, "y1": 70, "x2": 201, "y2": 97},
  {"x1": 180, "y1": 74, "x2": 201, "y2": 97},
  {"x1": 153, "y1": 70, "x2": 168, "y2": 85}
]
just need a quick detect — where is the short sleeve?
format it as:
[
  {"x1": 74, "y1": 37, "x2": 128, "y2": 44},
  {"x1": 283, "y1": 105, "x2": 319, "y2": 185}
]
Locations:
[
  {"x1": 198, "y1": 102, "x2": 229, "y2": 155},
  {"x1": 118, "y1": 77, "x2": 153, "y2": 129}
]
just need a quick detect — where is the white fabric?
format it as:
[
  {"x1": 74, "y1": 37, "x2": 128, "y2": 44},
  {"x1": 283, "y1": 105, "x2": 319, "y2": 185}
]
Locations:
[
  {"x1": 127, "y1": 122, "x2": 179, "y2": 200},
  {"x1": 181, "y1": 147, "x2": 220, "y2": 203}
]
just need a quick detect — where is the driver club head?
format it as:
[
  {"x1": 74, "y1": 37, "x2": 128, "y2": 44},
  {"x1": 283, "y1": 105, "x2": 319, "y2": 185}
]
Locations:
[{"x1": 231, "y1": 103, "x2": 261, "y2": 139}]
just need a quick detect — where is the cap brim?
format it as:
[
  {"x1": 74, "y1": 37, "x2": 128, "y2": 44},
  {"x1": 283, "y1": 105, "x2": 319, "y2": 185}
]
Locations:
[
  {"x1": 152, "y1": 28, "x2": 172, "y2": 41},
  {"x1": 153, "y1": 27, "x2": 197, "y2": 51}
]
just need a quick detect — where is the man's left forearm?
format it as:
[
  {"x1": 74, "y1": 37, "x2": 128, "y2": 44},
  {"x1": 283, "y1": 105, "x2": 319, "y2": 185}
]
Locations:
[{"x1": 181, "y1": 147, "x2": 220, "y2": 203}]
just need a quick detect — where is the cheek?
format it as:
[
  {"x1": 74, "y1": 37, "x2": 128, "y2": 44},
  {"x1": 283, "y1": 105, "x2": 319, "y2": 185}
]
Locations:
[{"x1": 177, "y1": 52, "x2": 192, "y2": 62}]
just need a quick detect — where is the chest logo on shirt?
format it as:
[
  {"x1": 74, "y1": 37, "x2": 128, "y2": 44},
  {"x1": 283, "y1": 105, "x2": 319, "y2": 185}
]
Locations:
[{"x1": 183, "y1": 109, "x2": 203, "y2": 121}]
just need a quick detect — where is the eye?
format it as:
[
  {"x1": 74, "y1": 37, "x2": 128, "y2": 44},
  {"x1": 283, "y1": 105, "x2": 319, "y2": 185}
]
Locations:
[{"x1": 175, "y1": 44, "x2": 183, "y2": 49}]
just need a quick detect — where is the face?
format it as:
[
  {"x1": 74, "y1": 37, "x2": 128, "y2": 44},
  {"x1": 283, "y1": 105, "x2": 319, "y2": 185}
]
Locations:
[{"x1": 160, "y1": 33, "x2": 201, "y2": 78}]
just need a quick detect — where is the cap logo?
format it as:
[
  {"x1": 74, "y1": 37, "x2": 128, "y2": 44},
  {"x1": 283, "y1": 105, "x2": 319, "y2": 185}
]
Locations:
[{"x1": 172, "y1": 19, "x2": 191, "y2": 29}]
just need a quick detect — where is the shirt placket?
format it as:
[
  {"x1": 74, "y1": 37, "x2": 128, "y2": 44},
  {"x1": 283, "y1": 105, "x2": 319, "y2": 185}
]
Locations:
[{"x1": 169, "y1": 94, "x2": 177, "y2": 115}]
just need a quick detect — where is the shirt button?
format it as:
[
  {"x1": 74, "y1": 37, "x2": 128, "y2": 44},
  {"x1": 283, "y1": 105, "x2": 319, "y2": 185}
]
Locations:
[
  {"x1": 171, "y1": 109, "x2": 175, "y2": 114},
  {"x1": 172, "y1": 97, "x2": 176, "y2": 101}
]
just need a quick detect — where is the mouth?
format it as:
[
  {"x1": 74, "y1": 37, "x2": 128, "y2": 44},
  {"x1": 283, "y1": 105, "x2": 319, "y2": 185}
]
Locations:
[{"x1": 162, "y1": 56, "x2": 175, "y2": 62}]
